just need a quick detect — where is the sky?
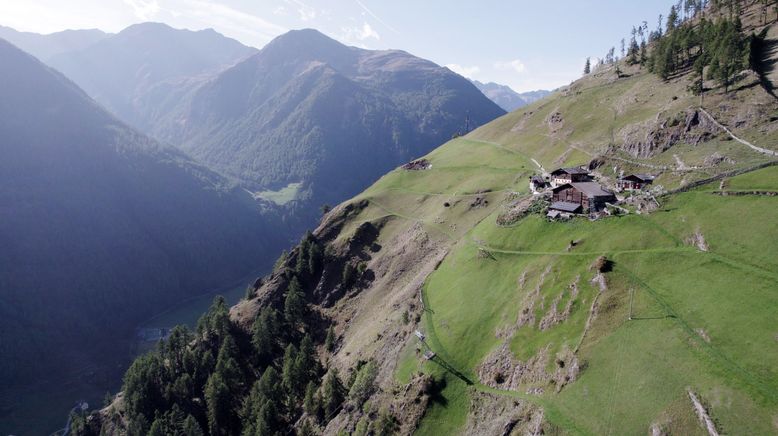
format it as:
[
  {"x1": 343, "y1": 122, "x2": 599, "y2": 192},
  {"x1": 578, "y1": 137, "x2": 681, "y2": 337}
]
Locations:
[{"x1": 0, "y1": 0, "x2": 678, "y2": 92}]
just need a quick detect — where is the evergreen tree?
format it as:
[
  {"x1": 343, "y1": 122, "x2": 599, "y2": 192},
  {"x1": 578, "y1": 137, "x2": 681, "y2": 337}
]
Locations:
[
  {"x1": 322, "y1": 368, "x2": 345, "y2": 421},
  {"x1": 583, "y1": 57, "x2": 591, "y2": 74},
  {"x1": 252, "y1": 307, "x2": 279, "y2": 364},
  {"x1": 281, "y1": 343, "x2": 301, "y2": 401},
  {"x1": 284, "y1": 277, "x2": 306, "y2": 325},
  {"x1": 667, "y1": 5, "x2": 679, "y2": 32},
  {"x1": 182, "y1": 414, "x2": 204, "y2": 436},
  {"x1": 215, "y1": 335, "x2": 241, "y2": 387},
  {"x1": 303, "y1": 380, "x2": 322, "y2": 421},
  {"x1": 348, "y1": 360, "x2": 378, "y2": 407},
  {"x1": 324, "y1": 325, "x2": 336, "y2": 353},
  {"x1": 204, "y1": 373, "x2": 232, "y2": 435},
  {"x1": 300, "y1": 418, "x2": 317, "y2": 436}
]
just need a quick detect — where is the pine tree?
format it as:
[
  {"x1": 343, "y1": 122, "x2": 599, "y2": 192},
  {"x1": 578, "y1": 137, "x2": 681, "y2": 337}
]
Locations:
[
  {"x1": 303, "y1": 381, "x2": 319, "y2": 417},
  {"x1": 252, "y1": 307, "x2": 279, "y2": 364},
  {"x1": 182, "y1": 414, "x2": 204, "y2": 436},
  {"x1": 281, "y1": 343, "x2": 299, "y2": 390},
  {"x1": 667, "y1": 5, "x2": 679, "y2": 32},
  {"x1": 322, "y1": 368, "x2": 345, "y2": 420},
  {"x1": 324, "y1": 326, "x2": 336, "y2": 352},
  {"x1": 583, "y1": 57, "x2": 591, "y2": 74},
  {"x1": 204, "y1": 373, "x2": 231, "y2": 435},
  {"x1": 284, "y1": 277, "x2": 306, "y2": 325}
]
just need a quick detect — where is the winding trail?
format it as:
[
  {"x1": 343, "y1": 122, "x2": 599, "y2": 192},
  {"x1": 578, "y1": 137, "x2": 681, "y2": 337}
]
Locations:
[{"x1": 698, "y1": 107, "x2": 778, "y2": 157}]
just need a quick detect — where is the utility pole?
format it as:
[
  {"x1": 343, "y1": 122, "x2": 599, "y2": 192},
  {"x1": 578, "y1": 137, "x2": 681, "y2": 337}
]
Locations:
[{"x1": 628, "y1": 288, "x2": 635, "y2": 320}]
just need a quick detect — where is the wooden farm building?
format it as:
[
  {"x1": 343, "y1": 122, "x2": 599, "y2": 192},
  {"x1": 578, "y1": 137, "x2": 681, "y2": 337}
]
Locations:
[
  {"x1": 550, "y1": 167, "x2": 592, "y2": 187},
  {"x1": 618, "y1": 174, "x2": 655, "y2": 191},
  {"x1": 551, "y1": 182, "x2": 616, "y2": 212},
  {"x1": 529, "y1": 175, "x2": 550, "y2": 192},
  {"x1": 547, "y1": 201, "x2": 583, "y2": 219}
]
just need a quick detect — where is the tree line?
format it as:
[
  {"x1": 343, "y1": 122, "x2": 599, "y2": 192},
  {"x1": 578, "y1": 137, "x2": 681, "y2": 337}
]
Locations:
[
  {"x1": 69, "y1": 231, "x2": 395, "y2": 435},
  {"x1": 583, "y1": 0, "x2": 777, "y2": 93}
]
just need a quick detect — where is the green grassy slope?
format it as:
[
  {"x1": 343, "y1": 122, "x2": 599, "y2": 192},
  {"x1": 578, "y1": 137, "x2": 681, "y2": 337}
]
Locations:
[{"x1": 325, "y1": 60, "x2": 778, "y2": 434}]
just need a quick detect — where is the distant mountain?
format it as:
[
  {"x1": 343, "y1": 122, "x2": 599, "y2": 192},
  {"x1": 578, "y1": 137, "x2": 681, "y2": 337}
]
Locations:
[
  {"x1": 46, "y1": 22, "x2": 256, "y2": 128},
  {"x1": 0, "y1": 38, "x2": 282, "y2": 429},
  {"x1": 471, "y1": 79, "x2": 551, "y2": 112},
  {"x1": 0, "y1": 25, "x2": 108, "y2": 61},
  {"x1": 142, "y1": 28, "x2": 505, "y2": 230}
]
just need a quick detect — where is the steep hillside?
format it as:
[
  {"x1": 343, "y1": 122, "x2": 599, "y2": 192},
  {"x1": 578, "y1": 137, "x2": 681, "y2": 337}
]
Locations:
[
  {"x1": 46, "y1": 22, "x2": 256, "y2": 129},
  {"x1": 144, "y1": 29, "x2": 505, "y2": 231},
  {"x1": 472, "y1": 80, "x2": 551, "y2": 112},
  {"x1": 0, "y1": 38, "x2": 282, "y2": 434},
  {"x1": 0, "y1": 25, "x2": 108, "y2": 61},
  {"x1": 82, "y1": 3, "x2": 778, "y2": 435}
]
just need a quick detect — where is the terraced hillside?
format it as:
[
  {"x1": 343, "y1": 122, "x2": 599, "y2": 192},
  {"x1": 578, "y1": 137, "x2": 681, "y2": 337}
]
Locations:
[{"x1": 244, "y1": 57, "x2": 778, "y2": 434}]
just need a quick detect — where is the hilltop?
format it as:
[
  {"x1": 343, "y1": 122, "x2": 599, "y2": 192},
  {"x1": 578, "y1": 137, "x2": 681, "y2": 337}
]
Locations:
[{"x1": 78, "y1": 1, "x2": 778, "y2": 434}]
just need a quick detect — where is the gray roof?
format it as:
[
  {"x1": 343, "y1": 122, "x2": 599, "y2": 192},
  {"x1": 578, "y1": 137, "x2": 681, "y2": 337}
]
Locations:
[
  {"x1": 551, "y1": 167, "x2": 589, "y2": 176},
  {"x1": 549, "y1": 201, "x2": 583, "y2": 213},
  {"x1": 530, "y1": 175, "x2": 546, "y2": 184},
  {"x1": 621, "y1": 174, "x2": 655, "y2": 182},
  {"x1": 570, "y1": 182, "x2": 614, "y2": 197}
]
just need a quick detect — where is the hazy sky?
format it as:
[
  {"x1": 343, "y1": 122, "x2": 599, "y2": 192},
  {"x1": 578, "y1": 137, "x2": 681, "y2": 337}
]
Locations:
[{"x1": 0, "y1": 0, "x2": 677, "y2": 92}]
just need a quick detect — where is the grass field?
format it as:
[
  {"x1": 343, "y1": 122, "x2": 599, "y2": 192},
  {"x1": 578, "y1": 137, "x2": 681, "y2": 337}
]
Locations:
[
  {"x1": 254, "y1": 181, "x2": 302, "y2": 205},
  {"x1": 348, "y1": 74, "x2": 778, "y2": 433}
]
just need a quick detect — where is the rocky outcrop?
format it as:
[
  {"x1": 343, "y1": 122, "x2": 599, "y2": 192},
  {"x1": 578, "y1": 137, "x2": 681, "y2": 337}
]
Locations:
[
  {"x1": 618, "y1": 109, "x2": 718, "y2": 158},
  {"x1": 463, "y1": 391, "x2": 548, "y2": 436}
]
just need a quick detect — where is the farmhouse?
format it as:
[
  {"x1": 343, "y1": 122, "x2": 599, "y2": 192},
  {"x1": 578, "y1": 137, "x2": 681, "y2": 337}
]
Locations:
[
  {"x1": 618, "y1": 174, "x2": 655, "y2": 191},
  {"x1": 529, "y1": 175, "x2": 550, "y2": 192},
  {"x1": 551, "y1": 182, "x2": 616, "y2": 212},
  {"x1": 550, "y1": 167, "x2": 592, "y2": 187},
  {"x1": 547, "y1": 201, "x2": 583, "y2": 219}
]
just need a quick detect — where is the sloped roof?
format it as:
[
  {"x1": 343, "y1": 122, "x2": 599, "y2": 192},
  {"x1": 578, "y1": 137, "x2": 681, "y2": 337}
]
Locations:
[
  {"x1": 570, "y1": 182, "x2": 614, "y2": 197},
  {"x1": 530, "y1": 175, "x2": 546, "y2": 184},
  {"x1": 549, "y1": 201, "x2": 583, "y2": 213},
  {"x1": 621, "y1": 174, "x2": 655, "y2": 182},
  {"x1": 550, "y1": 167, "x2": 589, "y2": 176}
]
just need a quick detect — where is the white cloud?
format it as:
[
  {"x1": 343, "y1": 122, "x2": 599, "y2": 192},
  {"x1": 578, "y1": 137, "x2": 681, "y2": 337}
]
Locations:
[
  {"x1": 123, "y1": 0, "x2": 160, "y2": 20},
  {"x1": 355, "y1": 0, "x2": 400, "y2": 35},
  {"x1": 494, "y1": 59, "x2": 527, "y2": 74},
  {"x1": 340, "y1": 22, "x2": 380, "y2": 46},
  {"x1": 445, "y1": 63, "x2": 480, "y2": 79},
  {"x1": 285, "y1": 0, "x2": 317, "y2": 21},
  {"x1": 273, "y1": 6, "x2": 288, "y2": 16}
]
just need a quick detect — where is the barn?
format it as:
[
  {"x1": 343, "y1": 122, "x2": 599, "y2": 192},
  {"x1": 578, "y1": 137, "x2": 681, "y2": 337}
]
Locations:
[
  {"x1": 551, "y1": 182, "x2": 616, "y2": 212},
  {"x1": 618, "y1": 174, "x2": 655, "y2": 191},
  {"x1": 529, "y1": 175, "x2": 550, "y2": 192},
  {"x1": 550, "y1": 167, "x2": 592, "y2": 187}
]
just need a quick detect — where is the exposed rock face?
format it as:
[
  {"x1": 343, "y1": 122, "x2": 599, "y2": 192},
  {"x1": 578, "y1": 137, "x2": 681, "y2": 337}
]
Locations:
[
  {"x1": 463, "y1": 391, "x2": 548, "y2": 436},
  {"x1": 477, "y1": 343, "x2": 581, "y2": 394},
  {"x1": 618, "y1": 109, "x2": 718, "y2": 158}
]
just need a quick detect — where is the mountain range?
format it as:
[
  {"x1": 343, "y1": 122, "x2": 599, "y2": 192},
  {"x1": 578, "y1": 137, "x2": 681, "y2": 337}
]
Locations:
[
  {"x1": 471, "y1": 79, "x2": 551, "y2": 112},
  {"x1": 42, "y1": 25, "x2": 505, "y2": 233},
  {"x1": 0, "y1": 37, "x2": 283, "y2": 432},
  {"x1": 0, "y1": 24, "x2": 505, "y2": 433},
  {"x1": 73, "y1": 2, "x2": 778, "y2": 434}
]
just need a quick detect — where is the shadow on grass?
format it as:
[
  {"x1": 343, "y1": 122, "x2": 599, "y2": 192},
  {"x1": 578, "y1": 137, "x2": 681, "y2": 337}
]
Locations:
[
  {"x1": 430, "y1": 355, "x2": 474, "y2": 385},
  {"x1": 630, "y1": 315, "x2": 676, "y2": 321}
]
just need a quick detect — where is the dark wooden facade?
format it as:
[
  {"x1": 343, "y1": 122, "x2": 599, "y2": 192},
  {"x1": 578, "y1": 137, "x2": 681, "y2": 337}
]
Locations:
[
  {"x1": 618, "y1": 174, "x2": 654, "y2": 191},
  {"x1": 551, "y1": 183, "x2": 616, "y2": 212}
]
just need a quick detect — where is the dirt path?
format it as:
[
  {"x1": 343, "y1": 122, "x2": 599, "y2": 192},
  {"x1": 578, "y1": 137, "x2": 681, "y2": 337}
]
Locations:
[
  {"x1": 688, "y1": 390, "x2": 719, "y2": 436},
  {"x1": 699, "y1": 107, "x2": 778, "y2": 157}
]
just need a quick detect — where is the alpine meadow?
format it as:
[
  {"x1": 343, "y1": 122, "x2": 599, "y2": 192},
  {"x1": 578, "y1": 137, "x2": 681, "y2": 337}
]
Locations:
[{"x1": 1, "y1": 0, "x2": 777, "y2": 435}]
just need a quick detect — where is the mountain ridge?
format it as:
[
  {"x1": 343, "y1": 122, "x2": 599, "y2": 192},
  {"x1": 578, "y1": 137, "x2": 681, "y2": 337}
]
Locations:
[
  {"x1": 471, "y1": 79, "x2": 552, "y2": 112},
  {"x1": 0, "y1": 37, "x2": 283, "y2": 433}
]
